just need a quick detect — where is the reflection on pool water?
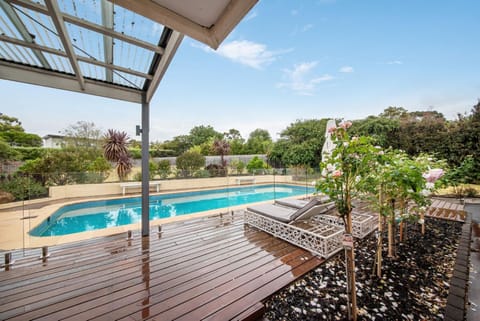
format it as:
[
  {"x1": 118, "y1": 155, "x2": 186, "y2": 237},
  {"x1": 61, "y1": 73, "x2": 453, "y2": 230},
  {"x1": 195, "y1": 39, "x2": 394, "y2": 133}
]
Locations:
[{"x1": 31, "y1": 184, "x2": 314, "y2": 236}]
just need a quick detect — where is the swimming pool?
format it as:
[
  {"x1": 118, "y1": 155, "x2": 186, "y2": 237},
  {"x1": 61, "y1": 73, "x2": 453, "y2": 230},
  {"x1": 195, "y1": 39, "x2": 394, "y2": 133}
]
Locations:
[{"x1": 31, "y1": 184, "x2": 314, "y2": 236}]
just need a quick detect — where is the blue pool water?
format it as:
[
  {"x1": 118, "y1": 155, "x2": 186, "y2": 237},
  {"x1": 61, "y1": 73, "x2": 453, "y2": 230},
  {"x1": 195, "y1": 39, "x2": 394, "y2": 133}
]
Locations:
[{"x1": 31, "y1": 184, "x2": 314, "y2": 237}]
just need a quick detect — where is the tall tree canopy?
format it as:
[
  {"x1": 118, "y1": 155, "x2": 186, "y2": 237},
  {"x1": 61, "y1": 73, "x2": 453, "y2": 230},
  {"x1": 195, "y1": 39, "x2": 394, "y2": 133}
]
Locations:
[
  {"x1": 269, "y1": 119, "x2": 328, "y2": 168},
  {"x1": 62, "y1": 121, "x2": 102, "y2": 150},
  {"x1": 0, "y1": 114, "x2": 42, "y2": 147},
  {"x1": 188, "y1": 125, "x2": 223, "y2": 147},
  {"x1": 244, "y1": 129, "x2": 272, "y2": 154}
]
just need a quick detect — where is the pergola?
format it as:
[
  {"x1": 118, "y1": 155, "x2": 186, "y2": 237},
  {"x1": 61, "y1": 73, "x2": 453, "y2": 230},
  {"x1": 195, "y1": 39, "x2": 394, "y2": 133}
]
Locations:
[{"x1": 0, "y1": 0, "x2": 258, "y2": 236}]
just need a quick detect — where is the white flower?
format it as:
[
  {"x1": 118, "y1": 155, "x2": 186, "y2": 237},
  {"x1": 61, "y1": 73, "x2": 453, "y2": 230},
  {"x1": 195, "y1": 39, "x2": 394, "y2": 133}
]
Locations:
[
  {"x1": 418, "y1": 219, "x2": 425, "y2": 224},
  {"x1": 426, "y1": 182, "x2": 435, "y2": 190},
  {"x1": 343, "y1": 142, "x2": 349, "y2": 147},
  {"x1": 326, "y1": 164, "x2": 335, "y2": 172},
  {"x1": 321, "y1": 169, "x2": 328, "y2": 177}
]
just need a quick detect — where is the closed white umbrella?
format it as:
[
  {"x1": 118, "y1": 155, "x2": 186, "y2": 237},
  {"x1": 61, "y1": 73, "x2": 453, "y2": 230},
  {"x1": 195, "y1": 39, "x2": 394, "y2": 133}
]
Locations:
[{"x1": 322, "y1": 119, "x2": 337, "y2": 162}]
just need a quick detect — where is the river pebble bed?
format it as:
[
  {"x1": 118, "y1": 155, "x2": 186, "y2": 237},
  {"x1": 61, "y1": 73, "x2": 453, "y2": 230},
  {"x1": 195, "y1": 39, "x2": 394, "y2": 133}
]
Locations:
[{"x1": 263, "y1": 219, "x2": 462, "y2": 321}]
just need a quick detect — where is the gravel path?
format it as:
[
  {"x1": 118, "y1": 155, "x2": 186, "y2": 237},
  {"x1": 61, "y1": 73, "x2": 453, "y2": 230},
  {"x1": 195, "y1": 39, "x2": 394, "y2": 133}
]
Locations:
[{"x1": 264, "y1": 219, "x2": 462, "y2": 321}]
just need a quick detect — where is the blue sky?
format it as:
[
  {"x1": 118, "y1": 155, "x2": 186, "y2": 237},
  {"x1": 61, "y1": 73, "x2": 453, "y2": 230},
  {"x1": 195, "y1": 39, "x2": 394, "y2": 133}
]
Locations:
[{"x1": 2, "y1": 0, "x2": 479, "y2": 142}]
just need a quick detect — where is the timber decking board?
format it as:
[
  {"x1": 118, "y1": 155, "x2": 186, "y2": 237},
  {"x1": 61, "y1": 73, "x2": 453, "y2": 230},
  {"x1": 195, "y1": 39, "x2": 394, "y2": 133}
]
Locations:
[
  {"x1": 0, "y1": 215, "x2": 322, "y2": 321},
  {"x1": 425, "y1": 199, "x2": 465, "y2": 222},
  {"x1": 0, "y1": 216, "x2": 241, "y2": 282}
]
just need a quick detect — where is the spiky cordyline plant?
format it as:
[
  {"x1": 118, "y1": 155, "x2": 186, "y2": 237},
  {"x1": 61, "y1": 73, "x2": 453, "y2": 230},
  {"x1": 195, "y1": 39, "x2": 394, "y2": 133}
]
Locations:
[
  {"x1": 103, "y1": 129, "x2": 132, "y2": 181},
  {"x1": 116, "y1": 153, "x2": 133, "y2": 181},
  {"x1": 103, "y1": 129, "x2": 129, "y2": 162}
]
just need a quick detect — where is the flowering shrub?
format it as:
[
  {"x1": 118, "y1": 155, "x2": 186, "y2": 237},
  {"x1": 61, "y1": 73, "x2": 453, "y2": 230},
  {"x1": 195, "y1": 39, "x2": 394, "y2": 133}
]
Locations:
[{"x1": 316, "y1": 122, "x2": 377, "y2": 218}]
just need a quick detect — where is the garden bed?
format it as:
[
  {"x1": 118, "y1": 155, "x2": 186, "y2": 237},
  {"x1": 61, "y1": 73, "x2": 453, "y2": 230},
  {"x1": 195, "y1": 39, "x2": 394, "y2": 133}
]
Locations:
[{"x1": 263, "y1": 218, "x2": 462, "y2": 320}]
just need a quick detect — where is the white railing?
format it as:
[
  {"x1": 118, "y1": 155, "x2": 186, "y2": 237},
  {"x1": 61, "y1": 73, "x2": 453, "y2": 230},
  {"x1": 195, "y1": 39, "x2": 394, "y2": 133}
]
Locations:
[
  {"x1": 244, "y1": 211, "x2": 343, "y2": 258},
  {"x1": 311, "y1": 212, "x2": 378, "y2": 239}
]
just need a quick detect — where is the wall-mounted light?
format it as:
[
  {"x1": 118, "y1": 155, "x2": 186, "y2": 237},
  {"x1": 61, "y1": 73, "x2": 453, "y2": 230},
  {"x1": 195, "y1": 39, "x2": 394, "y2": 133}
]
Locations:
[{"x1": 136, "y1": 125, "x2": 142, "y2": 136}]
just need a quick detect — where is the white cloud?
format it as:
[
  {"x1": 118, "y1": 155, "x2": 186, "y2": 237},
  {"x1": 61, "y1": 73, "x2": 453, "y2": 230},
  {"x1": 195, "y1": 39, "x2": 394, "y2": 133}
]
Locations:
[
  {"x1": 302, "y1": 24, "x2": 314, "y2": 32},
  {"x1": 291, "y1": 9, "x2": 299, "y2": 16},
  {"x1": 386, "y1": 60, "x2": 403, "y2": 65},
  {"x1": 339, "y1": 66, "x2": 354, "y2": 73},
  {"x1": 193, "y1": 40, "x2": 283, "y2": 69},
  {"x1": 277, "y1": 61, "x2": 333, "y2": 96}
]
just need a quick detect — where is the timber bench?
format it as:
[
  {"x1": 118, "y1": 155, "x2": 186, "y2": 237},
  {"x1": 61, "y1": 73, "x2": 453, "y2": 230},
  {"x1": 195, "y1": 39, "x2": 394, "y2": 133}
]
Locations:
[{"x1": 119, "y1": 181, "x2": 161, "y2": 196}]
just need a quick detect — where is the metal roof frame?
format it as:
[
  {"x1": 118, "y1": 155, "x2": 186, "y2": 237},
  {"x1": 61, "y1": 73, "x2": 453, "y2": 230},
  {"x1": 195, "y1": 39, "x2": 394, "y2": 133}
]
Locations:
[
  {"x1": 0, "y1": 0, "x2": 258, "y2": 237},
  {"x1": 1, "y1": 0, "x2": 257, "y2": 103}
]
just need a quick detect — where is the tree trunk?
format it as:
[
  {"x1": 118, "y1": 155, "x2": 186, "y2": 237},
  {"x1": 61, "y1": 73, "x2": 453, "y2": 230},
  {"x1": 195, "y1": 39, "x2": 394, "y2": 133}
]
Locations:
[
  {"x1": 345, "y1": 212, "x2": 357, "y2": 320},
  {"x1": 420, "y1": 211, "x2": 425, "y2": 235},
  {"x1": 387, "y1": 200, "x2": 396, "y2": 258},
  {"x1": 399, "y1": 221, "x2": 403, "y2": 242},
  {"x1": 375, "y1": 190, "x2": 383, "y2": 278}
]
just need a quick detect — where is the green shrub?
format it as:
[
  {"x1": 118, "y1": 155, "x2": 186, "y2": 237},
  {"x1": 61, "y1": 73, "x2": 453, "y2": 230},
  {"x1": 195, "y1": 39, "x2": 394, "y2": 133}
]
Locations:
[
  {"x1": 133, "y1": 172, "x2": 142, "y2": 181},
  {"x1": 128, "y1": 148, "x2": 142, "y2": 159},
  {"x1": 229, "y1": 159, "x2": 245, "y2": 175},
  {"x1": 176, "y1": 151, "x2": 206, "y2": 177},
  {"x1": 206, "y1": 164, "x2": 226, "y2": 177},
  {"x1": 246, "y1": 156, "x2": 267, "y2": 174},
  {"x1": 13, "y1": 147, "x2": 47, "y2": 160},
  {"x1": 0, "y1": 175, "x2": 48, "y2": 200},
  {"x1": 156, "y1": 160, "x2": 171, "y2": 179},
  {"x1": 150, "y1": 149, "x2": 176, "y2": 157},
  {"x1": 193, "y1": 169, "x2": 210, "y2": 178}
]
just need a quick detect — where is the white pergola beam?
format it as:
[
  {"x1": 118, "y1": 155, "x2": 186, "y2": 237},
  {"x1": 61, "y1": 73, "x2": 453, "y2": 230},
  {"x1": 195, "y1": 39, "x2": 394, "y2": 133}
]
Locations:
[
  {"x1": 0, "y1": 0, "x2": 51, "y2": 68},
  {"x1": 44, "y1": 0, "x2": 85, "y2": 90},
  {"x1": 101, "y1": 0, "x2": 114, "y2": 82},
  {"x1": 7, "y1": 0, "x2": 165, "y2": 54},
  {"x1": 210, "y1": 0, "x2": 258, "y2": 47},
  {"x1": 111, "y1": 0, "x2": 215, "y2": 48},
  {"x1": 0, "y1": 60, "x2": 143, "y2": 103},
  {"x1": 111, "y1": 0, "x2": 258, "y2": 49},
  {"x1": 145, "y1": 30, "x2": 183, "y2": 103}
]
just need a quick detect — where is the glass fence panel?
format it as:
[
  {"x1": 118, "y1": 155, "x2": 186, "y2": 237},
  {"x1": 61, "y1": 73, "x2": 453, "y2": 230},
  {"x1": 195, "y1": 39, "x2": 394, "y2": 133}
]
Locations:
[{"x1": 0, "y1": 167, "x2": 318, "y2": 255}]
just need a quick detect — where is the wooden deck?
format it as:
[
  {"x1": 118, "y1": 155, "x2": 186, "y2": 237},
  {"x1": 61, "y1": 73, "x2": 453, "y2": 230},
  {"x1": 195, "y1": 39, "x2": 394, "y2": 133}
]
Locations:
[
  {"x1": 426, "y1": 198, "x2": 466, "y2": 221},
  {"x1": 0, "y1": 213, "x2": 323, "y2": 321}
]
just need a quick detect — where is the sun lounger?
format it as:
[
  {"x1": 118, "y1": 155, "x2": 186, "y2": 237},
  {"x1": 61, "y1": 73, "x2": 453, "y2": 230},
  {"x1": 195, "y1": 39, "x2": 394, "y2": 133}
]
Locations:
[
  {"x1": 274, "y1": 195, "x2": 330, "y2": 209},
  {"x1": 244, "y1": 198, "x2": 342, "y2": 258},
  {"x1": 246, "y1": 198, "x2": 335, "y2": 224}
]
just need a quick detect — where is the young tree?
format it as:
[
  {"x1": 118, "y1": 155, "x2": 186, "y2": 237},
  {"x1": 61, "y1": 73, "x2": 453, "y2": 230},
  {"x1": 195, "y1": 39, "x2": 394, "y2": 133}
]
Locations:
[
  {"x1": 62, "y1": 121, "x2": 102, "y2": 150},
  {"x1": 212, "y1": 139, "x2": 230, "y2": 167},
  {"x1": 316, "y1": 121, "x2": 377, "y2": 321},
  {"x1": 224, "y1": 129, "x2": 245, "y2": 155},
  {"x1": 363, "y1": 151, "x2": 444, "y2": 277}
]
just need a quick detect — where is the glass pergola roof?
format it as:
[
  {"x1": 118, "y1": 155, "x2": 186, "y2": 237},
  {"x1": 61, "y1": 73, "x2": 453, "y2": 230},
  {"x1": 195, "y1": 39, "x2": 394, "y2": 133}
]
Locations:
[
  {"x1": 0, "y1": 0, "x2": 258, "y2": 236},
  {"x1": 0, "y1": 0, "x2": 258, "y2": 103}
]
